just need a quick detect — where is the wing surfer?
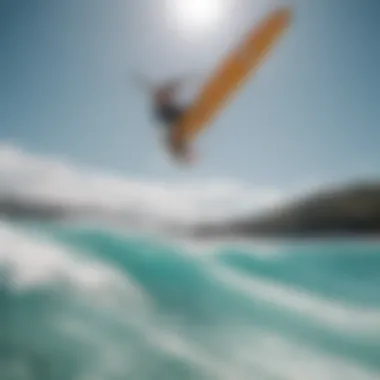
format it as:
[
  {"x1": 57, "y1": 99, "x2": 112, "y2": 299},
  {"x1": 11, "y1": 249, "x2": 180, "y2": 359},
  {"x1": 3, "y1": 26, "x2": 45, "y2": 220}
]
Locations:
[{"x1": 134, "y1": 75, "x2": 195, "y2": 164}]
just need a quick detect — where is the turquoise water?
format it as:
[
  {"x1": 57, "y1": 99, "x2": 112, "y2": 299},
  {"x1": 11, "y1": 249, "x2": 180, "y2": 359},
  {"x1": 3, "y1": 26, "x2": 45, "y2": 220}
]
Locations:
[{"x1": 1, "y1": 221, "x2": 379, "y2": 380}]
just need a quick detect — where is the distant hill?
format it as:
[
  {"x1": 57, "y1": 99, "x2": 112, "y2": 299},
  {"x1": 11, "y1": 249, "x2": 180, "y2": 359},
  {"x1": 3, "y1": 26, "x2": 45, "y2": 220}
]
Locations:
[{"x1": 190, "y1": 181, "x2": 380, "y2": 239}]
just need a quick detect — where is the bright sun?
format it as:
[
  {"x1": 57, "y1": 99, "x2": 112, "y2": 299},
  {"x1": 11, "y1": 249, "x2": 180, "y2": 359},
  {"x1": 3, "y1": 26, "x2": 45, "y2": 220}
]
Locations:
[{"x1": 169, "y1": 0, "x2": 226, "y2": 33}]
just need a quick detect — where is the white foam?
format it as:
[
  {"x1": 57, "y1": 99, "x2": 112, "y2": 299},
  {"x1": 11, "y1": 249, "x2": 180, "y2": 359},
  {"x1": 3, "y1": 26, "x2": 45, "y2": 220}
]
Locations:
[
  {"x1": 0, "y1": 222, "x2": 151, "y2": 315},
  {"x1": 136, "y1": 323, "x2": 380, "y2": 380},
  {"x1": 211, "y1": 264, "x2": 380, "y2": 337},
  {"x1": 226, "y1": 329, "x2": 380, "y2": 380},
  {"x1": 0, "y1": 143, "x2": 282, "y2": 224}
]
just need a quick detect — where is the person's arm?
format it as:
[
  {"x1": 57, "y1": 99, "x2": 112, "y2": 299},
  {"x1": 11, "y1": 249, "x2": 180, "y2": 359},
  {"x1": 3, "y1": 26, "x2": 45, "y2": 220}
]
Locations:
[{"x1": 132, "y1": 72, "x2": 202, "y2": 94}]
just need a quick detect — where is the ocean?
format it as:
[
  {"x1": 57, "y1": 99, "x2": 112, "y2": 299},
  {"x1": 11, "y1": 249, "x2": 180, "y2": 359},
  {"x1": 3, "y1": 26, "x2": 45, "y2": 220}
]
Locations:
[{"x1": 0, "y1": 220, "x2": 379, "y2": 380}]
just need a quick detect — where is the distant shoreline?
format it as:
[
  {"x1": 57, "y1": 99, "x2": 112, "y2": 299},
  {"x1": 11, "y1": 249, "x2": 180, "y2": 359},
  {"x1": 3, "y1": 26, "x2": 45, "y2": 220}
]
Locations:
[{"x1": 1, "y1": 181, "x2": 380, "y2": 241}]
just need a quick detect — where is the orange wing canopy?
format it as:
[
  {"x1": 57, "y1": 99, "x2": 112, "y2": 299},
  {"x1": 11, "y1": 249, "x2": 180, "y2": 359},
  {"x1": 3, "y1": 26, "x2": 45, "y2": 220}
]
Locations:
[{"x1": 171, "y1": 7, "x2": 292, "y2": 145}]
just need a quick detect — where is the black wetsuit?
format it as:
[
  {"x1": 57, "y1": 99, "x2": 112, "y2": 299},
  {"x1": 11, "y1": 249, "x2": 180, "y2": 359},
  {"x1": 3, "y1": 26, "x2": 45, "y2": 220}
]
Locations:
[{"x1": 155, "y1": 104, "x2": 185, "y2": 126}]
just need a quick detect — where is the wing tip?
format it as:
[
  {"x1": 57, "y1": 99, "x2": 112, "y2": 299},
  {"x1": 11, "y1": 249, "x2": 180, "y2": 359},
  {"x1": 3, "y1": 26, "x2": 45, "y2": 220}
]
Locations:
[{"x1": 274, "y1": 6, "x2": 293, "y2": 24}]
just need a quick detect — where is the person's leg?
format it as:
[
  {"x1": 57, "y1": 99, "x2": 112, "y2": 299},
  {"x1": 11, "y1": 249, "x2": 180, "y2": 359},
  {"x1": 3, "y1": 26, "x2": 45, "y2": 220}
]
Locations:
[
  {"x1": 172, "y1": 109, "x2": 198, "y2": 164},
  {"x1": 158, "y1": 105, "x2": 198, "y2": 164},
  {"x1": 166, "y1": 131, "x2": 197, "y2": 165}
]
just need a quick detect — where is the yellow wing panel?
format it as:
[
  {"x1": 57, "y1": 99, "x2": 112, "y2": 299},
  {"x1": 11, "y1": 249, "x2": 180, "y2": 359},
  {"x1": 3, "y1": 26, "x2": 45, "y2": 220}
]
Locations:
[{"x1": 172, "y1": 7, "x2": 292, "y2": 144}]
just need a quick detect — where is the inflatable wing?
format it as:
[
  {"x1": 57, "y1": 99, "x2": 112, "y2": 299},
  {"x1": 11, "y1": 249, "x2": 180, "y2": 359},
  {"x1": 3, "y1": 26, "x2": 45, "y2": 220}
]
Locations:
[{"x1": 171, "y1": 7, "x2": 292, "y2": 145}]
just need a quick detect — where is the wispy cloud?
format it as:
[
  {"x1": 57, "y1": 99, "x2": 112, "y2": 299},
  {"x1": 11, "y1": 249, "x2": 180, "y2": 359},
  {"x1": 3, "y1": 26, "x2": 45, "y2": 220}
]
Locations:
[{"x1": 0, "y1": 143, "x2": 283, "y2": 223}]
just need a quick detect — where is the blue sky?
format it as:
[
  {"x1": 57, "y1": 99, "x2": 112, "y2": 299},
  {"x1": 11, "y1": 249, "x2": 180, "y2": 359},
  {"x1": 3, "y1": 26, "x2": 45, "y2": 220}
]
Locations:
[{"x1": 1, "y1": 0, "x2": 379, "y2": 189}]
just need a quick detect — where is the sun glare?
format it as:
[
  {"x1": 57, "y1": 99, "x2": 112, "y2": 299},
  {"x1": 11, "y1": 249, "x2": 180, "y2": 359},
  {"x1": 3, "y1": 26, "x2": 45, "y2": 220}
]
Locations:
[{"x1": 169, "y1": 0, "x2": 226, "y2": 33}]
